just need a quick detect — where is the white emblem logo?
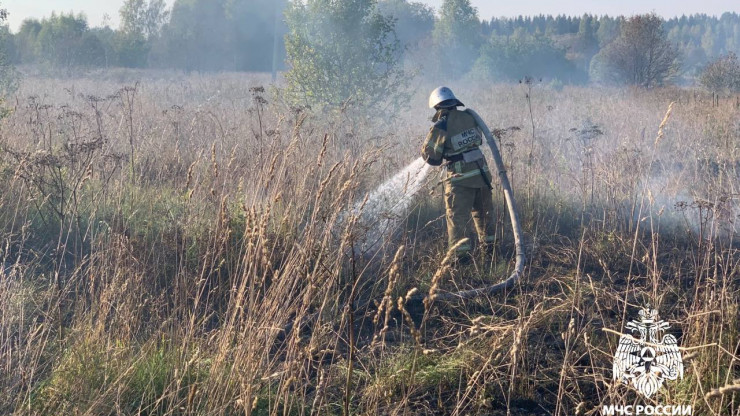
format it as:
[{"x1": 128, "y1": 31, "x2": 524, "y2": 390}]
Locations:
[{"x1": 613, "y1": 307, "x2": 684, "y2": 398}]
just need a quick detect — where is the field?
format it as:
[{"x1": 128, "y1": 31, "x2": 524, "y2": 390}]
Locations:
[{"x1": 0, "y1": 71, "x2": 738, "y2": 415}]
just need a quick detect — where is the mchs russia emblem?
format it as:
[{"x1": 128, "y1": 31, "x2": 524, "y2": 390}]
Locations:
[{"x1": 612, "y1": 307, "x2": 684, "y2": 398}]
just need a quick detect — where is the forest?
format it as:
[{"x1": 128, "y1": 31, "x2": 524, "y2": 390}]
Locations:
[{"x1": 0, "y1": 0, "x2": 739, "y2": 87}]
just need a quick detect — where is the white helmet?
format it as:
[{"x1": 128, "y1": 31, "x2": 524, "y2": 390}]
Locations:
[{"x1": 428, "y1": 86, "x2": 464, "y2": 109}]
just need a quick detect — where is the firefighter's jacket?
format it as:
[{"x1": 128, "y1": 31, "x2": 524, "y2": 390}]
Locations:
[{"x1": 421, "y1": 108, "x2": 492, "y2": 189}]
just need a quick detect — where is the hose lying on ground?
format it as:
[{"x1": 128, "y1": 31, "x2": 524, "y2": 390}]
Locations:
[
  {"x1": 431, "y1": 109, "x2": 526, "y2": 302},
  {"x1": 286, "y1": 111, "x2": 526, "y2": 339}
]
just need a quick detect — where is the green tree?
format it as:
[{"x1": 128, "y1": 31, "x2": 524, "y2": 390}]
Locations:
[
  {"x1": 283, "y1": 0, "x2": 408, "y2": 111},
  {"x1": 15, "y1": 19, "x2": 42, "y2": 64},
  {"x1": 594, "y1": 13, "x2": 679, "y2": 87},
  {"x1": 90, "y1": 25, "x2": 116, "y2": 67},
  {"x1": 578, "y1": 16, "x2": 598, "y2": 54},
  {"x1": 114, "y1": 31, "x2": 148, "y2": 67},
  {"x1": 35, "y1": 12, "x2": 105, "y2": 69},
  {"x1": 432, "y1": 0, "x2": 481, "y2": 79},
  {"x1": 0, "y1": 2, "x2": 19, "y2": 96},
  {"x1": 377, "y1": 0, "x2": 434, "y2": 70},
  {"x1": 118, "y1": 0, "x2": 169, "y2": 67},
  {"x1": 120, "y1": 0, "x2": 169, "y2": 39},
  {"x1": 596, "y1": 15, "x2": 621, "y2": 47},
  {"x1": 377, "y1": 0, "x2": 434, "y2": 49}
]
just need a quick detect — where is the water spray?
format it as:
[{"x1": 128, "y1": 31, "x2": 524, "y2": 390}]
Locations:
[
  {"x1": 350, "y1": 157, "x2": 430, "y2": 255},
  {"x1": 347, "y1": 110, "x2": 525, "y2": 299}
]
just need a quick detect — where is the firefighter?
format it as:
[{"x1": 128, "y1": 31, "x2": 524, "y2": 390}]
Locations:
[{"x1": 421, "y1": 86, "x2": 496, "y2": 261}]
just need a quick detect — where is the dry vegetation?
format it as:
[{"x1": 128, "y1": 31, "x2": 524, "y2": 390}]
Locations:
[{"x1": 0, "y1": 72, "x2": 738, "y2": 415}]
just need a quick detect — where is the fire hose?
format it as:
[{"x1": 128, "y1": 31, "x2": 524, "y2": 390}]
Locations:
[{"x1": 432, "y1": 109, "x2": 526, "y2": 301}]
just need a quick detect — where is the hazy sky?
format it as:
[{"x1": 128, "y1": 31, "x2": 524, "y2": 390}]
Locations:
[{"x1": 3, "y1": 0, "x2": 739, "y2": 32}]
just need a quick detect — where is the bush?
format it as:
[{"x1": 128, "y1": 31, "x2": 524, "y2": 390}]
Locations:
[
  {"x1": 283, "y1": 0, "x2": 409, "y2": 111},
  {"x1": 473, "y1": 31, "x2": 585, "y2": 83},
  {"x1": 699, "y1": 52, "x2": 740, "y2": 93}
]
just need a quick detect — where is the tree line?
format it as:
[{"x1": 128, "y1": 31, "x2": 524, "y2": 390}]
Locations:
[
  {"x1": 0, "y1": 0, "x2": 738, "y2": 96},
  {"x1": 1, "y1": 0, "x2": 287, "y2": 72}
]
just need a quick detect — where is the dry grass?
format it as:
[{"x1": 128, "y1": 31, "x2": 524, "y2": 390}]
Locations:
[{"x1": 0, "y1": 72, "x2": 737, "y2": 415}]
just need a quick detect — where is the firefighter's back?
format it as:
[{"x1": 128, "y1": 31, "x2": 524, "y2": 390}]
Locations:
[{"x1": 441, "y1": 109, "x2": 491, "y2": 189}]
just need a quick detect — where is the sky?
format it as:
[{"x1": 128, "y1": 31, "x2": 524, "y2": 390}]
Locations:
[{"x1": 3, "y1": 0, "x2": 739, "y2": 32}]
